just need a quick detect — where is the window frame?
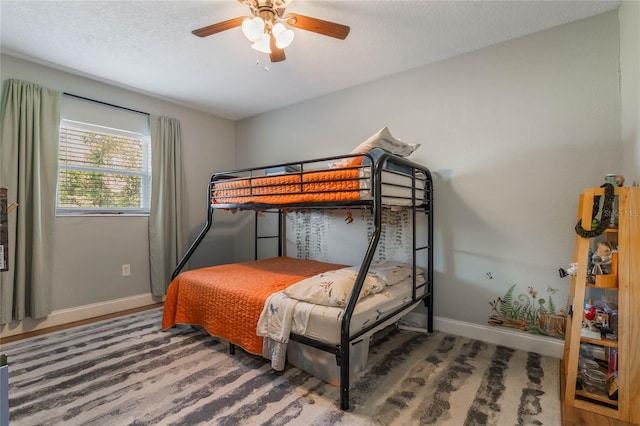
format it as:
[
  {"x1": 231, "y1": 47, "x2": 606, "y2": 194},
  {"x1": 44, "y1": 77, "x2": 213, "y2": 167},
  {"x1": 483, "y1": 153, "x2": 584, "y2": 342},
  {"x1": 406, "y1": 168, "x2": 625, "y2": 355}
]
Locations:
[{"x1": 56, "y1": 118, "x2": 152, "y2": 216}]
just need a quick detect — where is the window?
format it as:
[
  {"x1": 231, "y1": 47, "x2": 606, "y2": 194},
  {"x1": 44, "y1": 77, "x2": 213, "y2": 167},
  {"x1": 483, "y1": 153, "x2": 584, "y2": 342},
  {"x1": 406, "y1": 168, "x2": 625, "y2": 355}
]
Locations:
[{"x1": 56, "y1": 96, "x2": 151, "y2": 215}]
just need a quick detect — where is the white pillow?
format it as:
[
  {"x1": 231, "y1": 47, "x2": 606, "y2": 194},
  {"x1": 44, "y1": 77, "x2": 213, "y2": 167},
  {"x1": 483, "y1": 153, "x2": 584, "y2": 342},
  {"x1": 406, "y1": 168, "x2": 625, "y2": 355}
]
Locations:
[
  {"x1": 351, "y1": 127, "x2": 420, "y2": 157},
  {"x1": 364, "y1": 260, "x2": 424, "y2": 286},
  {"x1": 285, "y1": 268, "x2": 385, "y2": 307}
]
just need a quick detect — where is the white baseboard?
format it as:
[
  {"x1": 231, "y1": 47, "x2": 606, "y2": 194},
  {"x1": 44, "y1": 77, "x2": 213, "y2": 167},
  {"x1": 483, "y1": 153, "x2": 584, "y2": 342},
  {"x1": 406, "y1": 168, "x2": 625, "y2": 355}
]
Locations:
[
  {"x1": 434, "y1": 316, "x2": 564, "y2": 359},
  {"x1": 400, "y1": 311, "x2": 564, "y2": 359},
  {"x1": 1, "y1": 293, "x2": 161, "y2": 339}
]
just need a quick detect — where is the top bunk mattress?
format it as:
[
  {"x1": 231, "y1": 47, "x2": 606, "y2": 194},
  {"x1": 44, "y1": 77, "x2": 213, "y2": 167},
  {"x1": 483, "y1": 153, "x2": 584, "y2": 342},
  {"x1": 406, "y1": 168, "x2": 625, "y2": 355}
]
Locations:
[{"x1": 211, "y1": 150, "x2": 429, "y2": 208}]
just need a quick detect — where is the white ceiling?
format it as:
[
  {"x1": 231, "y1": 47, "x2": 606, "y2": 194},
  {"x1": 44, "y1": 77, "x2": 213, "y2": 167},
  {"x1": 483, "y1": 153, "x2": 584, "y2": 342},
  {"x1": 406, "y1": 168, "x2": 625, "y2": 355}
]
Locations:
[{"x1": 0, "y1": 0, "x2": 620, "y2": 120}]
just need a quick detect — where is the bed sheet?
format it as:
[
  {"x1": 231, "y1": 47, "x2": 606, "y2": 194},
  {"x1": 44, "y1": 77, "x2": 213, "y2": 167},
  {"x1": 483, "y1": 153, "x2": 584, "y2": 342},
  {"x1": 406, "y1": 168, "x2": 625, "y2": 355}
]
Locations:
[
  {"x1": 161, "y1": 257, "x2": 345, "y2": 355},
  {"x1": 298, "y1": 274, "x2": 426, "y2": 344}
]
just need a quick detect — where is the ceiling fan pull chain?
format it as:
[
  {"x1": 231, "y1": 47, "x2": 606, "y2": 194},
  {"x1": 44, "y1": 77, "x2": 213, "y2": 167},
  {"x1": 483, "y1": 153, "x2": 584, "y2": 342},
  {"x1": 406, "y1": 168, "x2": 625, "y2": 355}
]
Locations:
[{"x1": 254, "y1": 53, "x2": 270, "y2": 71}]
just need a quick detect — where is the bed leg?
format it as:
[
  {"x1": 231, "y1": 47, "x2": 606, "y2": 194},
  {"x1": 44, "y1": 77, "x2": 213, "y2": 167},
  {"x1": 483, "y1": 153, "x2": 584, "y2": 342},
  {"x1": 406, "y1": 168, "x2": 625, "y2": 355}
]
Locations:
[
  {"x1": 340, "y1": 389, "x2": 349, "y2": 411},
  {"x1": 423, "y1": 295, "x2": 434, "y2": 333},
  {"x1": 427, "y1": 294, "x2": 434, "y2": 333},
  {"x1": 340, "y1": 358, "x2": 350, "y2": 410},
  {"x1": 229, "y1": 343, "x2": 236, "y2": 355}
]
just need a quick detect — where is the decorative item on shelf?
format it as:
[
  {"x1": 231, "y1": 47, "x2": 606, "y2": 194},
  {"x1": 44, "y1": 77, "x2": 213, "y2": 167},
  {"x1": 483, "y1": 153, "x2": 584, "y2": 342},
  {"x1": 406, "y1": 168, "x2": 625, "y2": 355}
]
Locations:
[
  {"x1": 581, "y1": 298, "x2": 600, "y2": 337},
  {"x1": 591, "y1": 241, "x2": 613, "y2": 275},
  {"x1": 577, "y1": 357, "x2": 599, "y2": 391},
  {"x1": 608, "y1": 371, "x2": 619, "y2": 401},
  {"x1": 559, "y1": 262, "x2": 579, "y2": 278},
  {"x1": 587, "y1": 240, "x2": 618, "y2": 288},
  {"x1": 595, "y1": 251, "x2": 618, "y2": 288},
  {"x1": 604, "y1": 174, "x2": 624, "y2": 228},
  {"x1": 607, "y1": 347, "x2": 619, "y2": 401},
  {"x1": 607, "y1": 347, "x2": 618, "y2": 374},
  {"x1": 583, "y1": 368, "x2": 608, "y2": 395},
  {"x1": 580, "y1": 296, "x2": 619, "y2": 341},
  {"x1": 605, "y1": 333, "x2": 618, "y2": 341},
  {"x1": 584, "y1": 298, "x2": 596, "y2": 322},
  {"x1": 575, "y1": 183, "x2": 615, "y2": 238},
  {"x1": 609, "y1": 310, "x2": 619, "y2": 335},
  {"x1": 596, "y1": 311, "x2": 610, "y2": 328}
]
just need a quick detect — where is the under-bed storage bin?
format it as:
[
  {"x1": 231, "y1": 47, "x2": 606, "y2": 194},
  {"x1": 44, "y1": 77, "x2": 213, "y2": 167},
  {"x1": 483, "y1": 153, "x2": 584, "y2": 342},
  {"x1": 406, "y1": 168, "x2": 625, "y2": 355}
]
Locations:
[{"x1": 287, "y1": 338, "x2": 370, "y2": 386}]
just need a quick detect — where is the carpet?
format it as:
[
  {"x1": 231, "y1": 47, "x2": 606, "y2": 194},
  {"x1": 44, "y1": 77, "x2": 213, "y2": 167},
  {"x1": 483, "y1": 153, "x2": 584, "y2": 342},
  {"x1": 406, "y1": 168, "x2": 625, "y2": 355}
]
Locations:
[{"x1": 2, "y1": 308, "x2": 561, "y2": 425}]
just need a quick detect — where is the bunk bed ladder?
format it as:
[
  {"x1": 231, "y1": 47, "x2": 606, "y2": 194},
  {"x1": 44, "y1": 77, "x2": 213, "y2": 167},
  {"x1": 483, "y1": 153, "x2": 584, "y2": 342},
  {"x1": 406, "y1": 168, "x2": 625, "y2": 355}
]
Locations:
[
  {"x1": 335, "y1": 155, "x2": 434, "y2": 410},
  {"x1": 339, "y1": 198, "x2": 382, "y2": 410},
  {"x1": 254, "y1": 210, "x2": 285, "y2": 260}
]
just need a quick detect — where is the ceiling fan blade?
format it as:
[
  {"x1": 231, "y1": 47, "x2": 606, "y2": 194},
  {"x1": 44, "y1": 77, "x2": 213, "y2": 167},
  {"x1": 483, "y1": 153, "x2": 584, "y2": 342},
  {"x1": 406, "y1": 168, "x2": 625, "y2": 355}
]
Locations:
[
  {"x1": 284, "y1": 13, "x2": 350, "y2": 40},
  {"x1": 192, "y1": 17, "x2": 245, "y2": 37},
  {"x1": 270, "y1": 33, "x2": 286, "y2": 62}
]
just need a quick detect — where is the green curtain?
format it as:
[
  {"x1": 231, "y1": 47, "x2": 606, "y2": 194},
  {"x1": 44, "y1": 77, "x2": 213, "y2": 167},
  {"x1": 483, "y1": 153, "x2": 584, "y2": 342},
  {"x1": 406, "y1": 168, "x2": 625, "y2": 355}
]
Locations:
[
  {"x1": 0, "y1": 79, "x2": 61, "y2": 324},
  {"x1": 149, "y1": 116, "x2": 186, "y2": 296}
]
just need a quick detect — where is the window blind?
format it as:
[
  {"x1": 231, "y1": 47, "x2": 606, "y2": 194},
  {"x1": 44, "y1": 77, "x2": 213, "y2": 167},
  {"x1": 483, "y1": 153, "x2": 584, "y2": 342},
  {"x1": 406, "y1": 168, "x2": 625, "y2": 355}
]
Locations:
[{"x1": 56, "y1": 96, "x2": 151, "y2": 214}]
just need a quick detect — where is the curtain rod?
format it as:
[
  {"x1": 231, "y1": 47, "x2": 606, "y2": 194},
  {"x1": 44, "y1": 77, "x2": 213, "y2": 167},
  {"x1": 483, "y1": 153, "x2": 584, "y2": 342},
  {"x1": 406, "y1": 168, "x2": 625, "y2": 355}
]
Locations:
[{"x1": 63, "y1": 92, "x2": 150, "y2": 117}]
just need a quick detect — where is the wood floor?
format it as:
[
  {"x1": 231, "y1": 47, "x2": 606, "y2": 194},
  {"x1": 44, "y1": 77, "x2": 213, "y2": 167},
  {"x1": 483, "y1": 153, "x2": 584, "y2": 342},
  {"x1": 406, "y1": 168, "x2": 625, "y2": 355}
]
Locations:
[
  {"x1": 562, "y1": 406, "x2": 633, "y2": 426},
  {"x1": 2, "y1": 304, "x2": 632, "y2": 425},
  {"x1": 0, "y1": 302, "x2": 164, "y2": 344}
]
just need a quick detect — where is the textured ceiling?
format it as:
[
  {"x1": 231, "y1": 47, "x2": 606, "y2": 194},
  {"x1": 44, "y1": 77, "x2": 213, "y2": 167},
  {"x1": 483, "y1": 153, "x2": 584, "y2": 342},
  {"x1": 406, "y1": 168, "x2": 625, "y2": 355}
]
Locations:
[{"x1": 0, "y1": 0, "x2": 620, "y2": 120}]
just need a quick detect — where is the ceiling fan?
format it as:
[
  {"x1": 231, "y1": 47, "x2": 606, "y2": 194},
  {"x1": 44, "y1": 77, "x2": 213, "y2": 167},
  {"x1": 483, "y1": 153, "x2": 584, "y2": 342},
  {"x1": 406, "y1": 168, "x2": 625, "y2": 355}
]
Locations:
[{"x1": 192, "y1": 0, "x2": 350, "y2": 62}]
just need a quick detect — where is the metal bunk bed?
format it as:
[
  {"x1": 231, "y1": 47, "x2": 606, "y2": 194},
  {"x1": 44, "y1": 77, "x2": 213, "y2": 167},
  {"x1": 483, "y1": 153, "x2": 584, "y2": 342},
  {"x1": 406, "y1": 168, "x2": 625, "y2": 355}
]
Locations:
[{"x1": 168, "y1": 150, "x2": 434, "y2": 410}]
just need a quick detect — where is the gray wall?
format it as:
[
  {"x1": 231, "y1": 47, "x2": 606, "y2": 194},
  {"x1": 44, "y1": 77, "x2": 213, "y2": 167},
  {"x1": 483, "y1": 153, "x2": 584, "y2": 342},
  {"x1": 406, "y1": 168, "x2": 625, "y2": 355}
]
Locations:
[
  {"x1": 621, "y1": 1, "x2": 640, "y2": 183},
  {"x1": 2, "y1": 5, "x2": 637, "y2": 334},
  {"x1": 235, "y1": 11, "x2": 623, "y2": 326},
  {"x1": 0, "y1": 54, "x2": 236, "y2": 311}
]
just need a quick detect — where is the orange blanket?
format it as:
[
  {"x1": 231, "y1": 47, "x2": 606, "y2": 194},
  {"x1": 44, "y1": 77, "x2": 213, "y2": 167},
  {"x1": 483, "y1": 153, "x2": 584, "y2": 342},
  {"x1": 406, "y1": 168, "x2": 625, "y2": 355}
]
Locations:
[
  {"x1": 162, "y1": 257, "x2": 345, "y2": 355},
  {"x1": 213, "y1": 167, "x2": 363, "y2": 205}
]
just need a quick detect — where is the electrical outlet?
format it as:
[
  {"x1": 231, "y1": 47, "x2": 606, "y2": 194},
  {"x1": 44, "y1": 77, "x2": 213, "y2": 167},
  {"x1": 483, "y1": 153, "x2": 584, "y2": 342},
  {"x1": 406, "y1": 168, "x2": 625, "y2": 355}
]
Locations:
[{"x1": 122, "y1": 264, "x2": 131, "y2": 277}]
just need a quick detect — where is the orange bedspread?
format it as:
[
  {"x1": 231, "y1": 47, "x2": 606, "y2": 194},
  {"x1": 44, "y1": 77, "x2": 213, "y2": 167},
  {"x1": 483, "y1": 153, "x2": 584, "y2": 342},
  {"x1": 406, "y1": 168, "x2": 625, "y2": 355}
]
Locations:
[
  {"x1": 213, "y1": 167, "x2": 363, "y2": 205},
  {"x1": 162, "y1": 257, "x2": 345, "y2": 355}
]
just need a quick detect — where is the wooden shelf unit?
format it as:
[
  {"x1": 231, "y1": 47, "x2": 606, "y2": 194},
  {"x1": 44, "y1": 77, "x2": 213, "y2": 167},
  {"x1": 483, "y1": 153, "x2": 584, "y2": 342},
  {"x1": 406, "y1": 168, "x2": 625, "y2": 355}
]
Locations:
[{"x1": 562, "y1": 187, "x2": 640, "y2": 424}]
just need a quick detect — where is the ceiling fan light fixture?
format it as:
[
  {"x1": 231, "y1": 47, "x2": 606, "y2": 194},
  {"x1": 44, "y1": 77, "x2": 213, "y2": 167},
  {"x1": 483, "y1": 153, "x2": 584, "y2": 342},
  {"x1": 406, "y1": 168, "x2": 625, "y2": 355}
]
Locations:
[
  {"x1": 241, "y1": 16, "x2": 265, "y2": 42},
  {"x1": 191, "y1": 3, "x2": 351, "y2": 63},
  {"x1": 251, "y1": 32, "x2": 272, "y2": 54},
  {"x1": 272, "y1": 23, "x2": 294, "y2": 49}
]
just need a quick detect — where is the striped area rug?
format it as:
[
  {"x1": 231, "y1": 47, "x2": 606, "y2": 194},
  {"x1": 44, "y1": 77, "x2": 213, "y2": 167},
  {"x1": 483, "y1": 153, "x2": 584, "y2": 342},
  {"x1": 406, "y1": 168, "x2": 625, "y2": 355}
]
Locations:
[{"x1": 2, "y1": 308, "x2": 561, "y2": 425}]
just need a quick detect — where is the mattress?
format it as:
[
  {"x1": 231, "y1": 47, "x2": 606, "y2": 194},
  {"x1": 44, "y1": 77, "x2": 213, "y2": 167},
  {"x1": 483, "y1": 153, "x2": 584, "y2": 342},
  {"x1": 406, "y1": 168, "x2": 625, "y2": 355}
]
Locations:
[
  {"x1": 285, "y1": 277, "x2": 426, "y2": 387},
  {"x1": 212, "y1": 164, "x2": 427, "y2": 207},
  {"x1": 161, "y1": 257, "x2": 345, "y2": 355},
  {"x1": 291, "y1": 274, "x2": 426, "y2": 344}
]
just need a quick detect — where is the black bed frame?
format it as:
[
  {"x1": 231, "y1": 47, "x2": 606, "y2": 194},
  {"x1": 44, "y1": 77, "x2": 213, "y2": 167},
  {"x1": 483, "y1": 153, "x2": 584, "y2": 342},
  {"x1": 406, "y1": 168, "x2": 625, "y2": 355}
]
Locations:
[{"x1": 170, "y1": 151, "x2": 434, "y2": 410}]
